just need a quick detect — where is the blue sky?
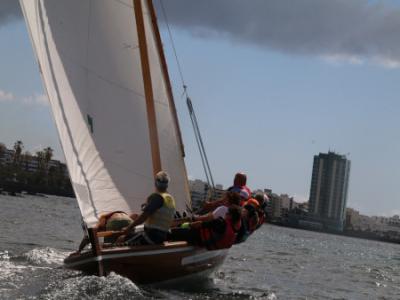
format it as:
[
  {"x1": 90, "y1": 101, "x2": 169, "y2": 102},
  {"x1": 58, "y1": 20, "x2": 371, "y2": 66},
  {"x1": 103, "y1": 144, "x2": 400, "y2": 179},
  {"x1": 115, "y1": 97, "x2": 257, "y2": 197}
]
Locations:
[{"x1": 0, "y1": 1, "x2": 400, "y2": 216}]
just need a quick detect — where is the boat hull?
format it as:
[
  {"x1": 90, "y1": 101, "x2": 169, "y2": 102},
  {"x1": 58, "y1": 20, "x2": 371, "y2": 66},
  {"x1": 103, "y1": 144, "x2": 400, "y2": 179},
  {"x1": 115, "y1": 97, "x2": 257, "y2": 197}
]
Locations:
[{"x1": 64, "y1": 241, "x2": 227, "y2": 284}]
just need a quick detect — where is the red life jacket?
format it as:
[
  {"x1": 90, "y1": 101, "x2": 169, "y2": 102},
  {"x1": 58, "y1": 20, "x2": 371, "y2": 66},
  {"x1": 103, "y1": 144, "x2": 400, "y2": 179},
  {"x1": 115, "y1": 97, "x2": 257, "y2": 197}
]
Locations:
[{"x1": 199, "y1": 217, "x2": 241, "y2": 250}]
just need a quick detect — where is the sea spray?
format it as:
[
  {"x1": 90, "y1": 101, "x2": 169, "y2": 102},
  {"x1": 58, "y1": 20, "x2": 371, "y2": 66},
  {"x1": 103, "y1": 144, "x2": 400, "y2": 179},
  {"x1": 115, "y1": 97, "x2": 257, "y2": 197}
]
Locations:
[
  {"x1": 22, "y1": 247, "x2": 69, "y2": 266},
  {"x1": 38, "y1": 272, "x2": 143, "y2": 300}
]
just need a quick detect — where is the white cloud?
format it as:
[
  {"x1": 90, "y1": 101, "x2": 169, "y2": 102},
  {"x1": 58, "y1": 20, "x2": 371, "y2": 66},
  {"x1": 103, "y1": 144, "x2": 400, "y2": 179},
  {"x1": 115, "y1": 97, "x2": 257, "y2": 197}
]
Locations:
[
  {"x1": 0, "y1": 90, "x2": 49, "y2": 106},
  {"x1": 322, "y1": 54, "x2": 400, "y2": 69},
  {"x1": 292, "y1": 194, "x2": 308, "y2": 203},
  {"x1": 22, "y1": 93, "x2": 49, "y2": 106},
  {"x1": 322, "y1": 54, "x2": 364, "y2": 66},
  {"x1": 0, "y1": 89, "x2": 14, "y2": 102},
  {"x1": 373, "y1": 57, "x2": 400, "y2": 69}
]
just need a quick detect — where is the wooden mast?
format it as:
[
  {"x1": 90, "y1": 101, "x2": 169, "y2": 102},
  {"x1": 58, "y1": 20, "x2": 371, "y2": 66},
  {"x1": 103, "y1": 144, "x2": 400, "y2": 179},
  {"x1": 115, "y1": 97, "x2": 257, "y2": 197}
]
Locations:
[
  {"x1": 134, "y1": 0, "x2": 162, "y2": 175},
  {"x1": 146, "y1": 0, "x2": 192, "y2": 207},
  {"x1": 146, "y1": 0, "x2": 186, "y2": 158}
]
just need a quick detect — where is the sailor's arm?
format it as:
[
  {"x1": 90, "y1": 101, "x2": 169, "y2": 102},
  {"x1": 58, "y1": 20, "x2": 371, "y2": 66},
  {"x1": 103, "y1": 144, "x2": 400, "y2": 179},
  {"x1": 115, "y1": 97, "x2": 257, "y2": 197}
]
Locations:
[
  {"x1": 113, "y1": 211, "x2": 150, "y2": 244},
  {"x1": 192, "y1": 212, "x2": 214, "y2": 222},
  {"x1": 122, "y1": 211, "x2": 150, "y2": 235}
]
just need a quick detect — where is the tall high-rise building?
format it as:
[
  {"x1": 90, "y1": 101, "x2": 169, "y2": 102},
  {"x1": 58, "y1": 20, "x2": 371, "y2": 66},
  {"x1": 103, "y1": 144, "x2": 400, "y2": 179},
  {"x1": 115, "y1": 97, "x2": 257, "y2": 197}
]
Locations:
[{"x1": 308, "y1": 152, "x2": 351, "y2": 231}]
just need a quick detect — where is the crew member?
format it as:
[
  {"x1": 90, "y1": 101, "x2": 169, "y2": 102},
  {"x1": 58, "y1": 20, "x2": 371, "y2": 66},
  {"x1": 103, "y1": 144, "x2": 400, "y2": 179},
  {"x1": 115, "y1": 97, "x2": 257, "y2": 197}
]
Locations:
[
  {"x1": 192, "y1": 191, "x2": 240, "y2": 222},
  {"x1": 227, "y1": 172, "x2": 252, "y2": 198},
  {"x1": 72, "y1": 211, "x2": 135, "y2": 255},
  {"x1": 116, "y1": 171, "x2": 176, "y2": 245},
  {"x1": 169, "y1": 205, "x2": 242, "y2": 250}
]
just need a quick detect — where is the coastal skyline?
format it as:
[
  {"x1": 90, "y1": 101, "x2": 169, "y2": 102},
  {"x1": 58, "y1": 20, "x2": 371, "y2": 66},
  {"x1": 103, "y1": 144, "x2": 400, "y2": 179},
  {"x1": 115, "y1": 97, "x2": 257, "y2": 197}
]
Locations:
[{"x1": 0, "y1": 1, "x2": 400, "y2": 216}]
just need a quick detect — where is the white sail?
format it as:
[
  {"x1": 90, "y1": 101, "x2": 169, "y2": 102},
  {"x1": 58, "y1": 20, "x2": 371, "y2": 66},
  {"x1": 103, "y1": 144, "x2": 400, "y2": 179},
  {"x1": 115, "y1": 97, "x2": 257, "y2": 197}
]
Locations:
[{"x1": 20, "y1": 0, "x2": 191, "y2": 227}]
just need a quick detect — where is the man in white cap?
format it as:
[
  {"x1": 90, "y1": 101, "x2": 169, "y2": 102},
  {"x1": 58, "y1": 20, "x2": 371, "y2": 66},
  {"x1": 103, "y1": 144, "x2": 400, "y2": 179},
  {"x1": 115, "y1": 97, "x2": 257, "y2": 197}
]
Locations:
[{"x1": 116, "y1": 171, "x2": 176, "y2": 245}]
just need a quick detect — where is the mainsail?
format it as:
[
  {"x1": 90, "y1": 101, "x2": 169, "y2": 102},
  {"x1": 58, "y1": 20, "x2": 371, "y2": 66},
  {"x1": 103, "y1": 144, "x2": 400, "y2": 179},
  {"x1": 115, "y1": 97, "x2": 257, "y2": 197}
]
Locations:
[{"x1": 20, "y1": 0, "x2": 191, "y2": 227}]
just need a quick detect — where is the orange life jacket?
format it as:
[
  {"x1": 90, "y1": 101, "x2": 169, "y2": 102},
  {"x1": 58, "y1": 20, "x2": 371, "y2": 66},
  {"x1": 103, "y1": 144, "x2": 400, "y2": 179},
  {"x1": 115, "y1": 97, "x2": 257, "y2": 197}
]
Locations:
[
  {"x1": 199, "y1": 217, "x2": 241, "y2": 250},
  {"x1": 244, "y1": 198, "x2": 266, "y2": 228},
  {"x1": 243, "y1": 198, "x2": 260, "y2": 209}
]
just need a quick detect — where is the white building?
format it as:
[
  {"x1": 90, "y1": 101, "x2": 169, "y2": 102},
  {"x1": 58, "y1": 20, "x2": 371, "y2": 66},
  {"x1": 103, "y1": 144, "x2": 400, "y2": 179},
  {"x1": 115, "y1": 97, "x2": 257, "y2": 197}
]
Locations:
[{"x1": 189, "y1": 179, "x2": 224, "y2": 210}]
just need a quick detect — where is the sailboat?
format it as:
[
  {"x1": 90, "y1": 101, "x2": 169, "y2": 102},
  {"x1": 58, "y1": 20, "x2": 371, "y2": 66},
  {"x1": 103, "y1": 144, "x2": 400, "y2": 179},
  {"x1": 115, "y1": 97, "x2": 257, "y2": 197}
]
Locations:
[{"x1": 19, "y1": 0, "x2": 228, "y2": 284}]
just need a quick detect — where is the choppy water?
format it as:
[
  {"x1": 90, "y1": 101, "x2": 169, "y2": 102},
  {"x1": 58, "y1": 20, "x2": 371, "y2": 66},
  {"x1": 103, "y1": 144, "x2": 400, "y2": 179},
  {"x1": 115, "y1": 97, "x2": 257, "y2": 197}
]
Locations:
[{"x1": 1, "y1": 194, "x2": 399, "y2": 299}]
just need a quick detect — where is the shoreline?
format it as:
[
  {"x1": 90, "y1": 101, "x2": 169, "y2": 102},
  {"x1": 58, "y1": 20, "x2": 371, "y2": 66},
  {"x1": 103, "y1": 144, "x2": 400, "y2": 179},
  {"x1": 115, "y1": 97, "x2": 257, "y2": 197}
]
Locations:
[{"x1": 268, "y1": 222, "x2": 400, "y2": 245}]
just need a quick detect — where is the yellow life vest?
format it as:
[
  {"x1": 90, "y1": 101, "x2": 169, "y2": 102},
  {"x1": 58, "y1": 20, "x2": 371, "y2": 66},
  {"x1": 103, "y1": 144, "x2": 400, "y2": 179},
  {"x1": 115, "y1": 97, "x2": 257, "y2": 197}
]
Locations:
[{"x1": 145, "y1": 192, "x2": 176, "y2": 232}]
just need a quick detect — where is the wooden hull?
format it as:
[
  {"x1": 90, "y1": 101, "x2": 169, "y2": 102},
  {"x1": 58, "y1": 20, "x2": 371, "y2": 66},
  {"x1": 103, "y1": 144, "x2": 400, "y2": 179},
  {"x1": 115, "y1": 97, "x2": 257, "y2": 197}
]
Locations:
[{"x1": 64, "y1": 241, "x2": 228, "y2": 284}]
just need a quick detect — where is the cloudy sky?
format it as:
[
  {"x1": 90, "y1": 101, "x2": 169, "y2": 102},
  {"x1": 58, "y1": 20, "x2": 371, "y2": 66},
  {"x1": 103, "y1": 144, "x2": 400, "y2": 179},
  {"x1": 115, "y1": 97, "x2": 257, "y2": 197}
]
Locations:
[{"x1": 0, "y1": 0, "x2": 399, "y2": 216}]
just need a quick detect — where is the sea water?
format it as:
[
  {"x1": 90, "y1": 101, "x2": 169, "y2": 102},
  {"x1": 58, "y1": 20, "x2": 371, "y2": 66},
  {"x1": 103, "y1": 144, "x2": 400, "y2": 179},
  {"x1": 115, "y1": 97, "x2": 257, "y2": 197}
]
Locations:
[{"x1": 0, "y1": 194, "x2": 399, "y2": 299}]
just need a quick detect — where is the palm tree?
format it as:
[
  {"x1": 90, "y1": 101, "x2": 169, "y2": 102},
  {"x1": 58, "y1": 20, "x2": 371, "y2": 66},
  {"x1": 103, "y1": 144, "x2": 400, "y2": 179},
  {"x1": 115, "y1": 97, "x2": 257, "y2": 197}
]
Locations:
[
  {"x1": 43, "y1": 147, "x2": 54, "y2": 169},
  {"x1": 34, "y1": 150, "x2": 46, "y2": 188},
  {"x1": 13, "y1": 141, "x2": 24, "y2": 165},
  {"x1": 36, "y1": 150, "x2": 45, "y2": 171}
]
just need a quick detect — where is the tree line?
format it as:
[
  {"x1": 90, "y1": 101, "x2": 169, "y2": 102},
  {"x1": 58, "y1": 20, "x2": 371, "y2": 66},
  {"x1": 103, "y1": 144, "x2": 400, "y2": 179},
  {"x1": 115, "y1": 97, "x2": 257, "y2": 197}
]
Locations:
[{"x1": 0, "y1": 141, "x2": 73, "y2": 197}]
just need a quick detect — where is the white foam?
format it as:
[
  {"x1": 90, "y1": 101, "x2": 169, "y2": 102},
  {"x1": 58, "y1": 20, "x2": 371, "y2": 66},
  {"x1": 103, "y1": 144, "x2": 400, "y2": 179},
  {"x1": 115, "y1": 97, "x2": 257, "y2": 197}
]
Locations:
[
  {"x1": 267, "y1": 292, "x2": 278, "y2": 300},
  {"x1": 0, "y1": 250, "x2": 10, "y2": 261},
  {"x1": 39, "y1": 272, "x2": 142, "y2": 299},
  {"x1": 0, "y1": 259, "x2": 29, "y2": 294},
  {"x1": 23, "y1": 247, "x2": 70, "y2": 266}
]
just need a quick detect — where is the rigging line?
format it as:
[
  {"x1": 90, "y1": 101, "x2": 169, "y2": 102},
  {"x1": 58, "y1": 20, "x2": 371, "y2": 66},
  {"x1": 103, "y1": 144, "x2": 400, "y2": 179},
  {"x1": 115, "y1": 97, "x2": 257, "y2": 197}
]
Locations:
[
  {"x1": 187, "y1": 97, "x2": 216, "y2": 196},
  {"x1": 191, "y1": 101, "x2": 215, "y2": 189},
  {"x1": 189, "y1": 111, "x2": 214, "y2": 200},
  {"x1": 188, "y1": 107, "x2": 211, "y2": 186},
  {"x1": 158, "y1": 0, "x2": 186, "y2": 90},
  {"x1": 159, "y1": 0, "x2": 216, "y2": 196}
]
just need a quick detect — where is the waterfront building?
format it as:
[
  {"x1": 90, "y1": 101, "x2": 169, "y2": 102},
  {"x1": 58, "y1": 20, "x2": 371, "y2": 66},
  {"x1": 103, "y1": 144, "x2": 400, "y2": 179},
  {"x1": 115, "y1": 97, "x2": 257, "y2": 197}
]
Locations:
[
  {"x1": 345, "y1": 208, "x2": 400, "y2": 235},
  {"x1": 188, "y1": 179, "x2": 224, "y2": 210},
  {"x1": 280, "y1": 194, "x2": 291, "y2": 210},
  {"x1": 0, "y1": 149, "x2": 14, "y2": 164},
  {"x1": 212, "y1": 184, "x2": 226, "y2": 200},
  {"x1": 189, "y1": 179, "x2": 208, "y2": 210},
  {"x1": 308, "y1": 151, "x2": 351, "y2": 231},
  {"x1": 268, "y1": 193, "x2": 282, "y2": 220},
  {"x1": 388, "y1": 215, "x2": 400, "y2": 227},
  {"x1": 0, "y1": 144, "x2": 68, "y2": 175}
]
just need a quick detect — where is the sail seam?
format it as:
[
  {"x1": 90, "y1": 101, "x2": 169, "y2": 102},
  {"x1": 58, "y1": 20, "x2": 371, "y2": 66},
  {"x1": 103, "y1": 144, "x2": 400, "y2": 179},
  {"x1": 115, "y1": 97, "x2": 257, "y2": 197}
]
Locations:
[{"x1": 37, "y1": 1, "x2": 98, "y2": 219}]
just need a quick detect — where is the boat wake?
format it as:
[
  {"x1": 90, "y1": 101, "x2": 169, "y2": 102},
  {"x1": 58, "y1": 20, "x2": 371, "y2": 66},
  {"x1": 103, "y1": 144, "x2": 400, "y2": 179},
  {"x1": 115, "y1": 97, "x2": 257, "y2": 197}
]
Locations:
[
  {"x1": 0, "y1": 249, "x2": 60, "y2": 299},
  {"x1": 22, "y1": 247, "x2": 69, "y2": 266},
  {"x1": 38, "y1": 272, "x2": 143, "y2": 300},
  {"x1": 0, "y1": 250, "x2": 28, "y2": 292},
  {"x1": 0, "y1": 248, "x2": 144, "y2": 299},
  {"x1": 1, "y1": 246, "x2": 278, "y2": 299}
]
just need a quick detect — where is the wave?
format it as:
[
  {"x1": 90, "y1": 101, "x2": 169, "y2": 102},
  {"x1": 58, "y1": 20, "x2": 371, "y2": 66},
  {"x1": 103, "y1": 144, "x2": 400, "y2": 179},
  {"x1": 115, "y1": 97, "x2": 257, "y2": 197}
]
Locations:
[
  {"x1": 1, "y1": 247, "x2": 143, "y2": 300},
  {"x1": 21, "y1": 247, "x2": 69, "y2": 266},
  {"x1": 0, "y1": 247, "x2": 70, "y2": 299},
  {"x1": 37, "y1": 272, "x2": 142, "y2": 300}
]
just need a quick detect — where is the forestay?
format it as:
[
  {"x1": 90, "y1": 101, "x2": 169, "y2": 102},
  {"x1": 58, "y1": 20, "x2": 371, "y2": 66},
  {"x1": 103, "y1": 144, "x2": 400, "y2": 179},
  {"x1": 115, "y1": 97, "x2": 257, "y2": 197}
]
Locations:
[{"x1": 19, "y1": 0, "x2": 191, "y2": 227}]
